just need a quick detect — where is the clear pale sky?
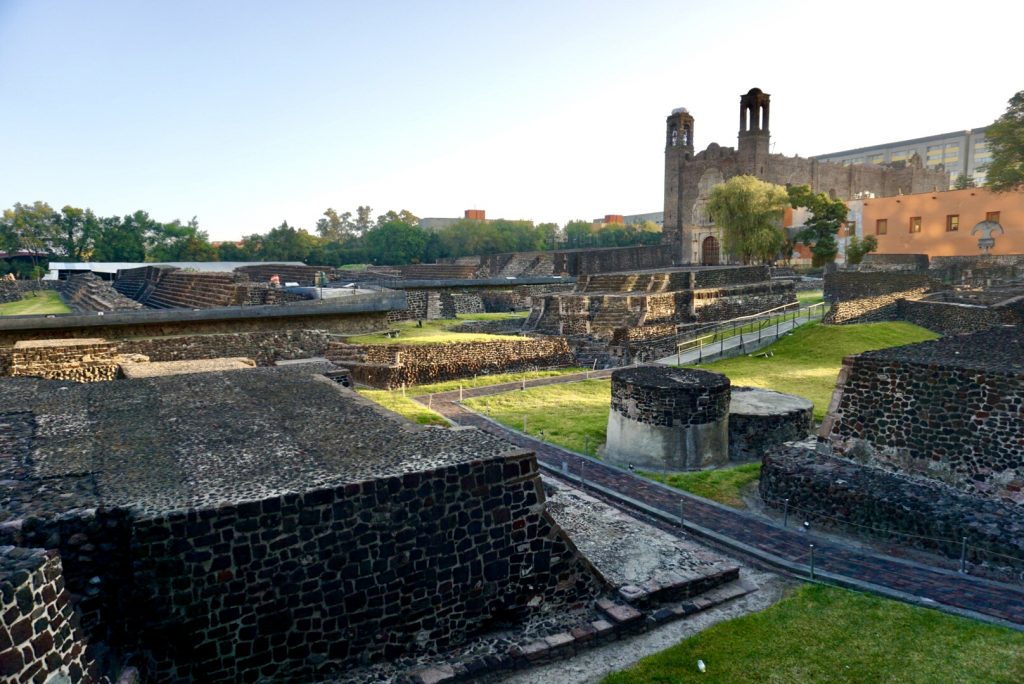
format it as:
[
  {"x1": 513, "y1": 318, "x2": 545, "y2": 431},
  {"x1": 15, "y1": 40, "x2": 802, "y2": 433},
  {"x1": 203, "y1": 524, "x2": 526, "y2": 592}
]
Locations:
[{"x1": 1, "y1": 0, "x2": 1020, "y2": 241}]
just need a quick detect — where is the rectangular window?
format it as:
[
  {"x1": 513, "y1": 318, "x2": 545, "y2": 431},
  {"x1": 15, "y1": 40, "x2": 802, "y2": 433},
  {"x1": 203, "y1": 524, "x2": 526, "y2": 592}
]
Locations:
[
  {"x1": 909, "y1": 217, "x2": 921, "y2": 233},
  {"x1": 986, "y1": 211, "x2": 1000, "y2": 223},
  {"x1": 946, "y1": 215, "x2": 959, "y2": 232},
  {"x1": 867, "y1": 154, "x2": 884, "y2": 164},
  {"x1": 876, "y1": 219, "x2": 888, "y2": 235}
]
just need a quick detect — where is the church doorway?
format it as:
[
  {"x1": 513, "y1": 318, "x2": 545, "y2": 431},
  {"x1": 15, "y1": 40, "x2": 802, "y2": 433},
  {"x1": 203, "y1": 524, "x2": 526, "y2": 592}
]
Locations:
[{"x1": 701, "y1": 236, "x2": 720, "y2": 265}]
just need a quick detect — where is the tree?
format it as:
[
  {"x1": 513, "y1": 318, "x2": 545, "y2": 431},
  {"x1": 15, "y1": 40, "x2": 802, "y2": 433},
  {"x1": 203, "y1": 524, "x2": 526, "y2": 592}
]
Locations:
[
  {"x1": 375, "y1": 209, "x2": 419, "y2": 228},
  {"x1": 787, "y1": 184, "x2": 848, "y2": 267},
  {"x1": 250, "y1": 221, "x2": 319, "y2": 262},
  {"x1": 92, "y1": 214, "x2": 146, "y2": 262},
  {"x1": 563, "y1": 220, "x2": 593, "y2": 249},
  {"x1": 983, "y1": 90, "x2": 1024, "y2": 192},
  {"x1": 364, "y1": 220, "x2": 426, "y2": 265},
  {"x1": 53, "y1": 206, "x2": 98, "y2": 261},
  {"x1": 146, "y1": 216, "x2": 216, "y2": 261},
  {"x1": 315, "y1": 208, "x2": 354, "y2": 242},
  {"x1": 706, "y1": 175, "x2": 788, "y2": 264},
  {"x1": 845, "y1": 235, "x2": 878, "y2": 265},
  {"x1": 954, "y1": 173, "x2": 977, "y2": 190},
  {"x1": 355, "y1": 205, "x2": 374, "y2": 235}
]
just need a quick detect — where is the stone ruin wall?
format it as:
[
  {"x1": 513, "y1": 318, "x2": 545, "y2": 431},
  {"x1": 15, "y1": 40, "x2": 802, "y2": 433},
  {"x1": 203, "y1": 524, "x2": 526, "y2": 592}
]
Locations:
[
  {"x1": 760, "y1": 444, "x2": 1024, "y2": 570},
  {"x1": 897, "y1": 298, "x2": 1022, "y2": 336},
  {"x1": 1, "y1": 452, "x2": 603, "y2": 682},
  {"x1": 331, "y1": 338, "x2": 575, "y2": 389},
  {"x1": 0, "y1": 280, "x2": 58, "y2": 305},
  {"x1": 858, "y1": 253, "x2": 930, "y2": 272},
  {"x1": 930, "y1": 254, "x2": 1024, "y2": 286},
  {"x1": 822, "y1": 271, "x2": 939, "y2": 324},
  {"x1": 552, "y1": 245, "x2": 674, "y2": 276},
  {"x1": 0, "y1": 547, "x2": 97, "y2": 684},
  {"x1": 8, "y1": 339, "x2": 120, "y2": 382},
  {"x1": 0, "y1": 331, "x2": 336, "y2": 377},
  {"x1": 823, "y1": 348, "x2": 1024, "y2": 504}
]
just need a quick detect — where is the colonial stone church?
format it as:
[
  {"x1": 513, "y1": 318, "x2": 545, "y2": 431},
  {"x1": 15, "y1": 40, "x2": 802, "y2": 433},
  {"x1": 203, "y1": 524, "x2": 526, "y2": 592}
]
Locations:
[{"x1": 663, "y1": 88, "x2": 950, "y2": 265}]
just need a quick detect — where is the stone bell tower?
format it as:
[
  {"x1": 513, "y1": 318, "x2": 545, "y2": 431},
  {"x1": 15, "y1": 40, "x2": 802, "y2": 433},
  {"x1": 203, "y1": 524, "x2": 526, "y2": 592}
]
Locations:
[
  {"x1": 737, "y1": 87, "x2": 770, "y2": 172},
  {"x1": 663, "y1": 107, "x2": 695, "y2": 262}
]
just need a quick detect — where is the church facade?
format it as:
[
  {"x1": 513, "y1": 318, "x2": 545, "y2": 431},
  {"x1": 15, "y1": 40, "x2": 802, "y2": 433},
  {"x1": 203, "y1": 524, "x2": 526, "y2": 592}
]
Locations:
[{"x1": 663, "y1": 88, "x2": 951, "y2": 265}]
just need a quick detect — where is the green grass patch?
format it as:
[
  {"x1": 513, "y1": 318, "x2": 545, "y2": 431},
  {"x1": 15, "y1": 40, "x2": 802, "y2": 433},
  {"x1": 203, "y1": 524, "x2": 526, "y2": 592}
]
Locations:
[
  {"x1": 695, "y1": 321, "x2": 938, "y2": 420},
  {"x1": 356, "y1": 368, "x2": 586, "y2": 427},
  {"x1": 455, "y1": 311, "x2": 529, "y2": 321},
  {"x1": 346, "y1": 314, "x2": 525, "y2": 345},
  {"x1": 463, "y1": 380, "x2": 609, "y2": 454},
  {"x1": 0, "y1": 290, "x2": 71, "y2": 316},
  {"x1": 644, "y1": 463, "x2": 761, "y2": 508},
  {"x1": 356, "y1": 389, "x2": 449, "y2": 427},
  {"x1": 603, "y1": 583, "x2": 1024, "y2": 684},
  {"x1": 796, "y1": 289, "x2": 823, "y2": 306}
]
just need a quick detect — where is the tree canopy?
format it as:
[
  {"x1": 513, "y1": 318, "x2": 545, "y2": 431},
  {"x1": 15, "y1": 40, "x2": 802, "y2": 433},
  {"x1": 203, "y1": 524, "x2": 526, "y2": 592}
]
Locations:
[
  {"x1": 983, "y1": 90, "x2": 1024, "y2": 192},
  {"x1": 706, "y1": 175, "x2": 788, "y2": 264},
  {"x1": 845, "y1": 235, "x2": 878, "y2": 265},
  {"x1": 787, "y1": 184, "x2": 849, "y2": 267}
]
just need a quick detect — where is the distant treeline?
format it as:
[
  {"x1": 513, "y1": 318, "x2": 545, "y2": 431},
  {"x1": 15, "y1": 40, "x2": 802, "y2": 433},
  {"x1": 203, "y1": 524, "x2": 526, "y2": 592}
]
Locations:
[{"x1": 0, "y1": 202, "x2": 661, "y2": 276}]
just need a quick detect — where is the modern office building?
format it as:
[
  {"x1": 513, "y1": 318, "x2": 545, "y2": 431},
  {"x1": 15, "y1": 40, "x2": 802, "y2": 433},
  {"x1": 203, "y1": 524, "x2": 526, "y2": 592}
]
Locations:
[{"x1": 812, "y1": 127, "x2": 991, "y2": 188}]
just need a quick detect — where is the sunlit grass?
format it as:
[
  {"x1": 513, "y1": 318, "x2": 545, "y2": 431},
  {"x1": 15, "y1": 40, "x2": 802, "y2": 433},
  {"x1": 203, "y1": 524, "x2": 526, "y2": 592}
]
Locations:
[
  {"x1": 644, "y1": 463, "x2": 761, "y2": 508},
  {"x1": 604, "y1": 584, "x2": 1024, "y2": 684},
  {"x1": 796, "y1": 289, "x2": 823, "y2": 306},
  {"x1": 346, "y1": 313, "x2": 525, "y2": 345},
  {"x1": 0, "y1": 290, "x2": 71, "y2": 315}
]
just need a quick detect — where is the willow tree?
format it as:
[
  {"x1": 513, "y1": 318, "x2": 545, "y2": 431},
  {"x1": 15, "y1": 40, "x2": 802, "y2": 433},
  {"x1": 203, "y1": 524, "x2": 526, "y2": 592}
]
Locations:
[{"x1": 706, "y1": 175, "x2": 789, "y2": 264}]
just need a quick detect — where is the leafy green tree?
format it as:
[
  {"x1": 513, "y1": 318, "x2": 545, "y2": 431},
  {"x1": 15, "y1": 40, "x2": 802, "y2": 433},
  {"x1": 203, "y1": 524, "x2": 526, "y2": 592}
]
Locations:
[
  {"x1": 563, "y1": 220, "x2": 593, "y2": 249},
  {"x1": 92, "y1": 214, "x2": 146, "y2": 262},
  {"x1": 845, "y1": 235, "x2": 878, "y2": 265},
  {"x1": 787, "y1": 184, "x2": 848, "y2": 267},
  {"x1": 355, "y1": 205, "x2": 374, "y2": 234},
  {"x1": 364, "y1": 220, "x2": 427, "y2": 265},
  {"x1": 0, "y1": 201, "x2": 57, "y2": 255},
  {"x1": 216, "y1": 241, "x2": 250, "y2": 261},
  {"x1": 249, "y1": 222, "x2": 320, "y2": 262},
  {"x1": 375, "y1": 209, "x2": 419, "y2": 228},
  {"x1": 315, "y1": 208, "x2": 355, "y2": 242},
  {"x1": 983, "y1": 90, "x2": 1024, "y2": 192},
  {"x1": 706, "y1": 175, "x2": 788, "y2": 264},
  {"x1": 954, "y1": 173, "x2": 977, "y2": 190},
  {"x1": 53, "y1": 206, "x2": 99, "y2": 261},
  {"x1": 146, "y1": 216, "x2": 216, "y2": 262}
]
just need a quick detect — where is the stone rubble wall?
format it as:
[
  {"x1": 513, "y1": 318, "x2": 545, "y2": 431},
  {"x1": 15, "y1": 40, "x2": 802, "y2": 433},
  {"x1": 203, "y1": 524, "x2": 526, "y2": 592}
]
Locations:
[
  {"x1": 610, "y1": 367, "x2": 730, "y2": 428},
  {"x1": 929, "y1": 254, "x2": 1024, "y2": 287},
  {"x1": 0, "y1": 546, "x2": 97, "y2": 684},
  {"x1": 3, "y1": 452, "x2": 603, "y2": 682},
  {"x1": 117, "y1": 330, "x2": 334, "y2": 366},
  {"x1": 760, "y1": 444, "x2": 1024, "y2": 570},
  {"x1": 61, "y1": 273, "x2": 143, "y2": 313},
  {"x1": 0, "y1": 280, "x2": 60, "y2": 305},
  {"x1": 822, "y1": 271, "x2": 940, "y2": 324},
  {"x1": 897, "y1": 298, "x2": 1021, "y2": 335},
  {"x1": 9, "y1": 340, "x2": 119, "y2": 382},
  {"x1": 551, "y1": 245, "x2": 674, "y2": 276},
  {"x1": 329, "y1": 338, "x2": 575, "y2": 389},
  {"x1": 727, "y1": 388, "x2": 813, "y2": 462},
  {"x1": 823, "y1": 350, "x2": 1024, "y2": 503},
  {"x1": 1, "y1": 331, "x2": 335, "y2": 376},
  {"x1": 858, "y1": 253, "x2": 930, "y2": 272},
  {"x1": 691, "y1": 281, "x2": 795, "y2": 322}
]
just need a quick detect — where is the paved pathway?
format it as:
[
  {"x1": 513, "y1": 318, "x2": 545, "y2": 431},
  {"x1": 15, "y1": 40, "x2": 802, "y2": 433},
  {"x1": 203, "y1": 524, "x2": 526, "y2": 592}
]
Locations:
[
  {"x1": 416, "y1": 374, "x2": 1024, "y2": 630},
  {"x1": 652, "y1": 314, "x2": 812, "y2": 366}
]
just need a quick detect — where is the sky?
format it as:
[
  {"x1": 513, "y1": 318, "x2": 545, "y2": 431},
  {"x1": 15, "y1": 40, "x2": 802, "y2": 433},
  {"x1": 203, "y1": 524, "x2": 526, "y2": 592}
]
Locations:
[{"x1": 1, "y1": 0, "x2": 1021, "y2": 242}]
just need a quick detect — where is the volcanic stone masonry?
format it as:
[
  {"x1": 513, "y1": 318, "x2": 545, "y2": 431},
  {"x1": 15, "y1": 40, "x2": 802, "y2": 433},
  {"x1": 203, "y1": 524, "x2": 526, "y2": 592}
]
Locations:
[
  {"x1": 326, "y1": 337, "x2": 575, "y2": 389},
  {"x1": 822, "y1": 326, "x2": 1024, "y2": 503},
  {"x1": 605, "y1": 366, "x2": 731, "y2": 471},
  {"x1": 9, "y1": 338, "x2": 119, "y2": 382},
  {"x1": 0, "y1": 364, "x2": 605, "y2": 682},
  {"x1": 727, "y1": 387, "x2": 813, "y2": 462},
  {"x1": 822, "y1": 271, "x2": 941, "y2": 324},
  {"x1": 1, "y1": 546, "x2": 96, "y2": 683}
]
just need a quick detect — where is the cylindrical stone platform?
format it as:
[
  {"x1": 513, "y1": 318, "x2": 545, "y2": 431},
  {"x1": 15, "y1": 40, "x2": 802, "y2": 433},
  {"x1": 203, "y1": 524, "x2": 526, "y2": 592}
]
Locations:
[
  {"x1": 728, "y1": 387, "x2": 813, "y2": 462},
  {"x1": 605, "y1": 366, "x2": 730, "y2": 471}
]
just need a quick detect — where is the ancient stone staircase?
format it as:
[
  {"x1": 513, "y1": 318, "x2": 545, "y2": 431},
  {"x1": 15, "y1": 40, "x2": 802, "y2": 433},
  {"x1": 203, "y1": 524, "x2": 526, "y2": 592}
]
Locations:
[
  {"x1": 143, "y1": 272, "x2": 244, "y2": 309},
  {"x1": 63, "y1": 273, "x2": 143, "y2": 313}
]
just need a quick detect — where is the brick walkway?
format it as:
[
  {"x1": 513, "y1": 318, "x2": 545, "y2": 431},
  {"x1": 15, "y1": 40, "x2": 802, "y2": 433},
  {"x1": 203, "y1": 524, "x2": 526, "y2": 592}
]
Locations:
[{"x1": 416, "y1": 372, "x2": 1024, "y2": 630}]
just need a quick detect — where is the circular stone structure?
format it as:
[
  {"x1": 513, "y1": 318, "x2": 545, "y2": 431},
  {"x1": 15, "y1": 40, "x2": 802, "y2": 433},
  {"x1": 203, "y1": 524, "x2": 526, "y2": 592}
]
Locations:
[
  {"x1": 728, "y1": 387, "x2": 814, "y2": 462},
  {"x1": 605, "y1": 366, "x2": 730, "y2": 471}
]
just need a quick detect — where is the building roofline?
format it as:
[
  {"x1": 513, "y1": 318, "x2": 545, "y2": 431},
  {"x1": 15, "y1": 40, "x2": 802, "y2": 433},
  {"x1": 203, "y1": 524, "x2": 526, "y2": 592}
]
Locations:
[{"x1": 811, "y1": 126, "x2": 990, "y2": 160}]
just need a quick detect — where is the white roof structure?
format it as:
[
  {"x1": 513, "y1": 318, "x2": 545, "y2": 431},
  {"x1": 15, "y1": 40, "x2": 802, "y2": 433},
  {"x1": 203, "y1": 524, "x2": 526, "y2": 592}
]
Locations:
[{"x1": 45, "y1": 261, "x2": 306, "y2": 280}]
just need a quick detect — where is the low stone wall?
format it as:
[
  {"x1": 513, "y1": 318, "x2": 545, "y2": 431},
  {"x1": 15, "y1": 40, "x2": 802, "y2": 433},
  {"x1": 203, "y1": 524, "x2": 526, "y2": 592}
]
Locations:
[
  {"x1": 897, "y1": 298, "x2": 1020, "y2": 335},
  {"x1": 822, "y1": 328, "x2": 1024, "y2": 503},
  {"x1": 0, "y1": 546, "x2": 96, "y2": 683},
  {"x1": 822, "y1": 271, "x2": 938, "y2": 324},
  {"x1": 0, "y1": 280, "x2": 58, "y2": 304},
  {"x1": 691, "y1": 281, "x2": 795, "y2": 322},
  {"x1": 118, "y1": 330, "x2": 332, "y2": 366},
  {"x1": 760, "y1": 444, "x2": 1024, "y2": 570},
  {"x1": 9, "y1": 338, "x2": 119, "y2": 382},
  {"x1": 552, "y1": 245, "x2": 674, "y2": 276},
  {"x1": 329, "y1": 338, "x2": 575, "y2": 389},
  {"x1": 859, "y1": 253, "x2": 930, "y2": 272},
  {"x1": 692, "y1": 265, "x2": 770, "y2": 289},
  {"x1": 930, "y1": 254, "x2": 1024, "y2": 286}
]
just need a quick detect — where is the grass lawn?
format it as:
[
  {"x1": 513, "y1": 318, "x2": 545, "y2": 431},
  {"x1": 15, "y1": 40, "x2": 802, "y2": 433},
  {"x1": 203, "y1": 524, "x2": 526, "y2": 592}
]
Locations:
[
  {"x1": 796, "y1": 289, "x2": 823, "y2": 306},
  {"x1": 346, "y1": 313, "x2": 526, "y2": 345},
  {"x1": 0, "y1": 290, "x2": 71, "y2": 315},
  {"x1": 357, "y1": 367, "x2": 587, "y2": 428},
  {"x1": 643, "y1": 463, "x2": 761, "y2": 508},
  {"x1": 463, "y1": 380, "x2": 610, "y2": 454},
  {"x1": 695, "y1": 321, "x2": 938, "y2": 421},
  {"x1": 603, "y1": 584, "x2": 1024, "y2": 684}
]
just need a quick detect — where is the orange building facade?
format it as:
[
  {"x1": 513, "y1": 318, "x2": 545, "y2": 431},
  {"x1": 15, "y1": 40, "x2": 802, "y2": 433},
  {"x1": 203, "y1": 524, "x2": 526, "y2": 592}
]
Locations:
[{"x1": 862, "y1": 187, "x2": 1023, "y2": 257}]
